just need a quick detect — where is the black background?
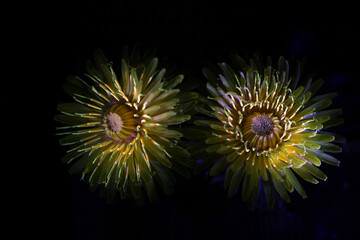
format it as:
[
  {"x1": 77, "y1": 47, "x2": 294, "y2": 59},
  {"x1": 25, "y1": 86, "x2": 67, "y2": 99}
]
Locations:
[{"x1": 39, "y1": 1, "x2": 360, "y2": 239}]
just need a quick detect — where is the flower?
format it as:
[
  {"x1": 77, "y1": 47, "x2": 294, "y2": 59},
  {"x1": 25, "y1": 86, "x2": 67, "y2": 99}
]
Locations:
[
  {"x1": 194, "y1": 55, "x2": 343, "y2": 208},
  {"x1": 55, "y1": 48, "x2": 193, "y2": 203}
]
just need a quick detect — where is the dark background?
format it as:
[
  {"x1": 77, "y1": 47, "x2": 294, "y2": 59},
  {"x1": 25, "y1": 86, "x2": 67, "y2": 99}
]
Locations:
[{"x1": 39, "y1": 1, "x2": 359, "y2": 239}]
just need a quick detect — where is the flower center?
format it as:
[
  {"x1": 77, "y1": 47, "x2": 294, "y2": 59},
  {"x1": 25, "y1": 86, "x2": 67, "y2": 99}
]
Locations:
[
  {"x1": 241, "y1": 112, "x2": 284, "y2": 151},
  {"x1": 103, "y1": 103, "x2": 138, "y2": 142},
  {"x1": 105, "y1": 112, "x2": 123, "y2": 133},
  {"x1": 251, "y1": 115, "x2": 274, "y2": 136}
]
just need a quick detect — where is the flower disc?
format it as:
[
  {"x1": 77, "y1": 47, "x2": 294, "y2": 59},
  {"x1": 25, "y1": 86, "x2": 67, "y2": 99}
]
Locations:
[
  {"x1": 103, "y1": 103, "x2": 138, "y2": 142},
  {"x1": 243, "y1": 112, "x2": 282, "y2": 151}
]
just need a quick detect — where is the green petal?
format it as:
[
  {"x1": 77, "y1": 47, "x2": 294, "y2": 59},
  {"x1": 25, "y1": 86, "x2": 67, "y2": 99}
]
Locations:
[
  {"x1": 308, "y1": 99, "x2": 332, "y2": 112},
  {"x1": 152, "y1": 111, "x2": 176, "y2": 122},
  {"x1": 233, "y1": 55, "x2": 249, "y2": 72},
  {"x1": 266, "y1": 162, "x2": 283, "y2": 182},
  {"x1": 143, "y1": 137, "x2": 172, "y2": 168},
  {"x1": 313, "y1": 108, "x2": 342, "y2": 118},
  {"x1": 317, "y1": 142, "x2": 342, "y2": 153},
  {"x1": 141, "y1": 58, "x2": 158, "y2": 83},
  {"x1": 306, "y1": 134, "x2": 335, "y2": 142},
  {"x1": 218, "y1": 62, "x2": 238, "y2": 91},
  {"x1": 216, "y1": 143, "x2": 237, "y2": 154},
  {"x1": 193, "y1": 119, "x2": 218, "y2": 126},
  {"x1": 63, "y1": 75, "x2": 96, "y2": 98},
  {"x1": 302, "y1": 162, "x2": 327, "y2": 181},
  {"x1": 306, "y1": 148, "x2": 340, "y2": 166},
  {"x1": 83, "y1": 148, "x2": 104, "y2": 174},
  {"x1": 209, "y1": 156, "x2": 228, "y2": 176},
  {"x1": 164, "y1": 114, "x2": 191, "y2": 125},
  {"x1": 209, "y1": 123, "x2": 230, "y2": 132},
  {"x1": 58, "y1": 103, "x2": 101, "y2": 115},
  {"x1": 307, "y1": 78, "x2": 324, "y2": 97},
  {"x1": 284, "y1": 168, "x2": 307, "y2": 198},
  {"x1": 152, "y1": 89, "x2": 180, "y2": 104},
  {"x1": 263, "y1": 179, "x2": 275, "y2": 209},
  {"x1": 226, "y1": 150, "x2": 239, "y2": 163},
  {"x1": 129, "y1": 181, "x2": 144, "y2": 205},
  {"x1": 316, "y1": 115, "x2": 331, "y2": 124},
  {"x1": 206, "y1": 82, "x2": 220, "y2": 98},
  {"x1": 151, "y1": 161, "x2": 175, "y2": 196},
  {"x1": 134, "y1": 141, "x2": 152, "y2": 183},
  {"x1": 143, "y1": 105, "x2": 161, "y2": 115},
  {"x1": 322, "y1": 118, "x2": 344, "y2": 129},
  {"x1": 224, "y1": 167, "x2": 233, "y2": 190},
  {"x1": 202, "y1": 67, "x2": 218, "y2": 85},
  {"x1": 99, "y1": 152, "x2": 117, "y2": 185},
  {"x1": 195, "y1": 104, "x2": 213, "y2": 116},
  {"x1": 178, "y1": 92, "x2": 198, "y2": 103},
  {"x1": 61, "y1": 150, "x2": 84, "y2": 164},
  {"x1": 55, "y1": 114, "x2": 97, "y2": 125},
  {"x1": 271, "y1": 175, "x2": 290, "y2": 203},
  {"x1": 291, "y1": 86, "x2": 304, "y2": 101},
  {"x1": 171, "y1": 162, "x2": 192, "y2": 180},
  {"x1": 303, "y1": 151, "x2": 321, "y2": 166},
  {"x1": 310, "y1": 92, "x2": 338, "y2": 102},
  {"x1": 59, "y1": 133, "x2": 98, "y2": 145},
  {"x1": 304, "y1": 141, "x2": 321, "y2": 150},
  {"x1": 143, "y1": 178, "x2": 158, "y2": 202},
  {"x1": 241, "y1": 173, "x2": 253, "y2": 201},
  {"x1": 146, "y1": 68, "x2": 166, "y2": 93},
  {"x1": 69, "y1": 153, "x2": 91, "y2": 174},
  {"x1": 291, "y1": 167, "x2": 319, "y2": 184},
  {"x1": 164, "y1": 75, "x2": 184, "y2": 90},
  {"x1": 293, "y1": 107, "x2": 316, "y2": 120},
  {"x1": 206, "y1": 143, "x2": 222, "y2": 153},
  {"x1": 127, "y1": 153, "x2": 136, "y2": 182}
]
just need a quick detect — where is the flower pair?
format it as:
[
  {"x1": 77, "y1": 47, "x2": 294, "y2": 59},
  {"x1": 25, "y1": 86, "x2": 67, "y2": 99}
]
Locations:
[{"x1": 55, "y1": 48, "x2": 343, "y2": 207}]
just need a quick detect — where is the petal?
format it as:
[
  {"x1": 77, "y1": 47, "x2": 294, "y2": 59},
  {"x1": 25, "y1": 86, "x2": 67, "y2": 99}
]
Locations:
[
  {"x1": 209, "y1": 156, "x2": 228, "y2": 176},
  {"x1": 291, "y1": 167, "x2": 319, "y2": 184},
  {"x1": 271, "y1": 175, "x2": 290, "y2": 203},
  {"x1": 306, "y1": 148, "x2": 340, "y2": 166},
  {"x1": 302, "y1": 162, "x2": 327, "y2": 181},
  {"x1": 317, "y1": 142, "x2": 342, "y2": 153},
  {"x1": 308, "y1": 134, "x2": 335, "y2": 143}
]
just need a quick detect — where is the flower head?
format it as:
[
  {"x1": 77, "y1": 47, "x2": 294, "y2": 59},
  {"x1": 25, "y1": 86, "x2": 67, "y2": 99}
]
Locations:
[
  {"x1": 194, "y1": 55, "x2": 343, "y2": 208},
  {"x1": 55, "y1": 48, "x2": 193, "y2": 203}
]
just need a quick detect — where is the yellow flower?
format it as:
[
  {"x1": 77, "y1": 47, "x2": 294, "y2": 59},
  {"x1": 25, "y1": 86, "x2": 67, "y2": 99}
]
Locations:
[
  {"x1": 194, "y1": 55, "x2": 343, "y2": 208},
  {"x1": 55, "y1": 48, "x2": 193, "y2": 203}
]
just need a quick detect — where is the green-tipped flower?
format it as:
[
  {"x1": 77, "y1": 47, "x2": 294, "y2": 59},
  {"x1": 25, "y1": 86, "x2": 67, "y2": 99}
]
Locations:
[
  {"x1": 194, "y1": 55, "x2": 343, "y2": 208},
  {"x1": 55, "y1": 48, "x2": 193, "y2": 203}
]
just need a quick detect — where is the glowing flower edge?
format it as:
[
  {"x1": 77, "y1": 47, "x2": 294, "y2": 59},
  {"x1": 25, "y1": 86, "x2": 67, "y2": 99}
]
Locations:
[
  {"x1": 194, "y1": 55, "x2": 343, "y2": 208},
  {"x1": 55, "y1": 49, "x2": 194, "y2": 203}
]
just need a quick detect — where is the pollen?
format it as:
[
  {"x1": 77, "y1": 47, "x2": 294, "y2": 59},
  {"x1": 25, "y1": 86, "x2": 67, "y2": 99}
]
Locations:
[
  {"x1": 251, "y1": 115, "x2": 274, "y2": 136},
  {"x1": 103, "y1": 103, "x2": 139, "y2": 142},
  {"x1": 242, "y1": 112, "x2": 283, "y2": 151},
  {"x1": 105, "y1": 112, "x2": 123, "y2": 133}
]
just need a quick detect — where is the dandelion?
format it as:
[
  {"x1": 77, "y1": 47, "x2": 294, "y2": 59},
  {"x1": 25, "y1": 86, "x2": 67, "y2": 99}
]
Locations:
[
  {"x1": 194, "y1": 55, "x2": 343, "y2": 208},
  {"x1": 55, "y1": 48, "x2": 193, "y2": 203}
]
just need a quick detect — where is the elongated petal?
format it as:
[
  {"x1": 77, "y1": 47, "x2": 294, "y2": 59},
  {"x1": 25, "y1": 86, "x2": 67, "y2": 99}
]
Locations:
[{"x1": 307, "y1": 148, "x2": 340, "y2": 166}]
